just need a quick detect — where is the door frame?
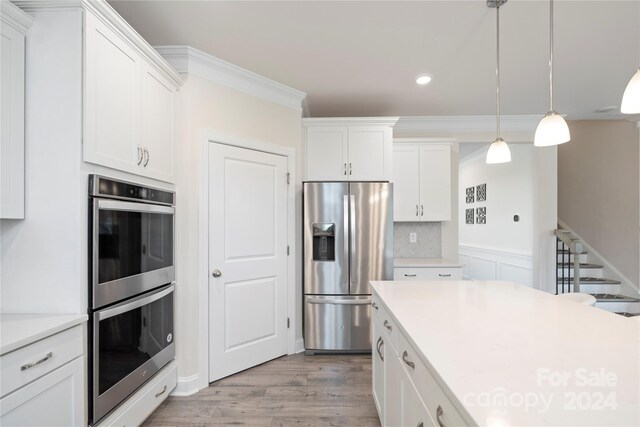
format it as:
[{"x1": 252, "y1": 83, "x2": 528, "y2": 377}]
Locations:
[{"x1": 196, "y1": 129, "x2": 297, "y2": 390}]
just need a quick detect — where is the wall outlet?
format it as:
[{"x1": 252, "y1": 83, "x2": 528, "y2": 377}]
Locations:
[{"x1": 409, "y1": 232, "x2": 417, "y2": 243}]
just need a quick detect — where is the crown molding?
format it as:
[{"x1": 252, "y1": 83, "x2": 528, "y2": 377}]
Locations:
[
  {"x1": 155, "y1": 45, "x2": 307, "y2": 112},
  {"x1": 395, "y1": 115, "x2": 541, "y2": 134},
  {"x1": 1, "y1": 1, "x2": 34, "y2": 34},
  {"x1": 302, "y1": 117, "x2": 400, "y2": 127},
  {"x1": 13, "y1": 0, "x2": 183, "y2": 88}
]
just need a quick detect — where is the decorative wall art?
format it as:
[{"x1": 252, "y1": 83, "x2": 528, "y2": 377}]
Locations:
[
  {"x1": 466, "y1": 187, "x2": 475, "y2": 203},
  {"x1": 476, "y1": 207, "x2": 486, "y2": 224},
  {"x1": 476, "y1": 184, "x2": 487, "y2": 202},
  {"x1": 476, "y1": 183, "x2": 486, "y2": 201},
  {"x1": 465, "y1": 209, "x2": 474, "y2": 224}
]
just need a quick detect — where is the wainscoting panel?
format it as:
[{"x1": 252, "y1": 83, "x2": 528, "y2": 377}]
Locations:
[{"x1": 459, "y1": 244, "x2": 533, "y2": 287}]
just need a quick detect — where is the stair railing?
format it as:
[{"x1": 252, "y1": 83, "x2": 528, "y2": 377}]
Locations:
[{"x1": 554, "y1": 229, "x2": 584, "y2": 294}]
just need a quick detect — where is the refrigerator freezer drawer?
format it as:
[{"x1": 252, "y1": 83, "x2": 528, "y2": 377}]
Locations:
[{"x1": 304, "y1": 295, "x2": 372, "y2": 352}]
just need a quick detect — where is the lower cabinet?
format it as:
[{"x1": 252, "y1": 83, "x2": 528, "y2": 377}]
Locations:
[
  {"x1": 372, "y1": 294, "x2": 468, "y2": 427},
  {"x1": 0, "y1": 325, "x2": 85, "y2": 426},
  {"x1": 394, "y1": 267, "x2": 462, "y2": 281},
  {"x1": 0, "y1": 358, "x2": 84, "y2": 426}
]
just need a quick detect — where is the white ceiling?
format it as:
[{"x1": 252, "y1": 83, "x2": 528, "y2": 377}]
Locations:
[{"x1": 109, "y1": 0, "x2": 640, "y2": 118}]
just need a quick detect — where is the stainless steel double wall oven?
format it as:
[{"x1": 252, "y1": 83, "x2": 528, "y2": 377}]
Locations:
[{"x1": 88, "y1": 175, "x2": 175, "y2": 425}]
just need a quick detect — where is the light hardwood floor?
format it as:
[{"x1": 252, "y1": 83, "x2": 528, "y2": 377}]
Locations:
[{"x1": 142, "y1": 354, "x2": 381, "y2": 427}]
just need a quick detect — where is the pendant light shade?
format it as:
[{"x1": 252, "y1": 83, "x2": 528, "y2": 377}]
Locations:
[
  {"x1": 534, "y1": 111, "x2": 570, "y2": 147},
  {"x1": 535, "y1": 0, "x2": 570, "y2": 147},
  {"x1": 486, "y1": 138, "x2": 512, "y2": 164},
  {"x1": 486, "y1": 0, "x2": 511, "y2": 165},
  {"x1": 621, "y1": 68, "x2": 640, "y2": 114}
]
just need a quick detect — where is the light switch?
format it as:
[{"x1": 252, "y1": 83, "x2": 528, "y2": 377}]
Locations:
[{"x1": 409, "y1": 232, "x2": 417, "y2": 243}]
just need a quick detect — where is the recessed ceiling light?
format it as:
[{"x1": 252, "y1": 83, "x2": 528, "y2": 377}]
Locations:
[{"x1": 416, "y1": 74, "x2": 433, "y2": 85}]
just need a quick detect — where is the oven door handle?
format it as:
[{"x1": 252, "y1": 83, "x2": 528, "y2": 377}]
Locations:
[
  {"x1": 97, "y1": 199, "x2": 175, "y2": 214},
  {"x1": 97, "y1": 284, "x2": 174, "y2": 320}
]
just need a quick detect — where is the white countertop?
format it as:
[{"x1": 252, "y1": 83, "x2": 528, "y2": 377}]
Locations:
[
  {"x1": 1, "y1": 313, "x2": 88, "y2": 355},
  {"x1": 371, "y1": 280, "x2": 640, "y2": 427},
  {"x1": 394, "y1": 257, "x2": 463, "y2": 268}
]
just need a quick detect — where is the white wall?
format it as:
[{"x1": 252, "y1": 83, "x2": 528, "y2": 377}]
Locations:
[
  {"x1": 173, "y1": 74, "x2": 302, "y2": 392},
  {"x1": 458, "y1": 144, "x2": 534, "y2": 287}
]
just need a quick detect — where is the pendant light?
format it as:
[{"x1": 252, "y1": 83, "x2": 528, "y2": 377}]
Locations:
[
  {"x1": 621, "y1": 68, "x2": 640, "y2": 114},
  {"x1": 534, "y1": 0, "x2": 570, "y2": 147},
  {"x1": 621, "y1": 2, "x2": 640, "y2": 114},
  {"x1": 486, "y1": 0, "x2": 511, "y2": 164}
]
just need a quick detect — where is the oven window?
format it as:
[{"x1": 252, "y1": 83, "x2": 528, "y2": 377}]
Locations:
[
  {"x1": 98, "y1": 210, "x2": 173, "y2": 284},
  {"x1": 98, "y1": 289, "x2": 173, "y2": 395}
]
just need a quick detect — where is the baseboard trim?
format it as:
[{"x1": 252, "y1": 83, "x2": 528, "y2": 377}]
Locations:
[
  {"x1": 293, "y1": 338, "x2": 305, "y2": 354},
  {"x1": 171, "y1": 374, "x2": 201, "y2": 396}
]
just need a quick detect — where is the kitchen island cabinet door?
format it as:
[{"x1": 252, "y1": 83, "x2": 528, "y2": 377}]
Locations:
[
  {"x1": 398, "y1": 356, "x2": 434, "y2": 427},
  {"x1": 83, "y1": 11, "x2": 141, "y2": 176}
]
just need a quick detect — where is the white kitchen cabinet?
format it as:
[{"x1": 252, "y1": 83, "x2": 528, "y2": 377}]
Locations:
[
  {"x1": 141, "y1": 62, "x2": 176, "y2": 181},
  {"x1": 84, "y1": 11, "x2": 141, "y2": 176},
  {"x1": 303, "y1": 118, "x2": 398, "y2": 182},
  {"x1": 0, "y1": 2, "x2": 32, "y2": 219},
  {"x1": 0, "y1": 324, "x2": 85, "y2": 426},
  {"x1": 392, "y1": 143, "x2": 452, "y2": 222},
  {"x1": 83, "y1": 9, "x2": 179, "y2": 183},
  {"x1": 394, "y1": 267, "x2": 462, "y2": 281},
  {"x1": 371, "y1": 292, "x2": 468, "y2": 427}
]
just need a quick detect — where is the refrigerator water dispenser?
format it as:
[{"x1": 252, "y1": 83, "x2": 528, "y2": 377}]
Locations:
[{"x1": 312, "y1": 223, "x2": 335, "y2": 261}]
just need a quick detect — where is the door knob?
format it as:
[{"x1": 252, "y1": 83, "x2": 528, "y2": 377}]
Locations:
[{"x1": 211, "y1": 269, "x2": 222, "y2": 278}]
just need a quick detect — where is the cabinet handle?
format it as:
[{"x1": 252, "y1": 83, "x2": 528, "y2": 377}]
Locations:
[
  {"x1": 383, "y1": 320, "x2": 392, "y2": 331},
  {"x1": 344, "y1": 163, "x2": 347, "y2": 175},
  {"x1": 376, "y1": 337, "x2": 384, "y2": 361},
  {"x1": 436, "y1": 405, "x2": 446, "y2": 427},
  {"x1": 143, "y1": 148, "x2": 150, "y2": 167},
  {"x1": 137, "y1": 145, "x2": 143, "y2": 165},
  {"x1": 21, "y1": 352, "x2": 53, "y2": 371},
  {"x1": 439, "y1": 274, "x2": 451, "y2": 278},
  {"x1": 404, "y1": 274, "x2": 417, "y2": 277},
  {"x1": 371, "y1": 301, "x2": 379, "y2": 311},
  {"x1": 155, "y1": 384, "x2": 167, "y2": 398},
  {"x1": 402, "y1": 350, "x2": 415, "y2": 369},
  {"x1": 416, "y1": 204, "x2": 419, "y2": 217},
  {"x1": 349, "y1": 163, "x2": 352, "y2": 175},
  {"x1": 421, "y1": 205, "x2": 424, "y2": 216}
]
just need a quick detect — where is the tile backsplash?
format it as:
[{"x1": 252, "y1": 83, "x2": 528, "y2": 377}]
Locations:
[{"x1": 394, "y1": 222, "x2": 442, "y2": 258}]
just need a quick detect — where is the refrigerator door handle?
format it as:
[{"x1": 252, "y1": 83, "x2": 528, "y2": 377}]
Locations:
[
  {"x1": 349, "y1": 194, "x2": 356, "y2": 286},
  {"x1": 306, "y1": 297, "x2": 372, "y2": 305},
  {"x1": 343, "y1": 195, "x2": 350, "y2": 288}
]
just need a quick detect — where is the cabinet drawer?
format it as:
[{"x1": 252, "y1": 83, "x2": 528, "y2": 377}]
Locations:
[
  {"x1": 0, "y1": 326, "x2": 83, "y2": 398},
  {"x1": 98, "y1": 361, "x2": 176, "y2": 427},
  {"x1": 371, "y1": 295, "x2": 399, "y2": 352},
  {"x1": 396, "y1": 332, "x2": 467, "y2": 427},
  {"x1": 394, "y1": 267, "x2": 462, "y2": 281}
]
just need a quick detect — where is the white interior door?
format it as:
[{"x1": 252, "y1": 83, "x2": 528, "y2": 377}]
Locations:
[{"x1": 209, "y1": 143, "x2": 288, "y2": 382}]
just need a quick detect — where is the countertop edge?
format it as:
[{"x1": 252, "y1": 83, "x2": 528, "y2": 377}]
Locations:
[{"x1": 1, "y1": 314, "x2": 88, "y2": 356}]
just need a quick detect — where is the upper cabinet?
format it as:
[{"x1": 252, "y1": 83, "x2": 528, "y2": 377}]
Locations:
[
  {"x1": 303, "y1": 118, "x2": 398, "y2": 181},
  {"x1": 393, "y1": 142, "x2": 452, "y2": 222},
  {"x1": 82, "y1": 5, "x2": 180, "y2": 183},
  {"x1": 0, "y1": 2, "x2": 33, "y2": 218}
]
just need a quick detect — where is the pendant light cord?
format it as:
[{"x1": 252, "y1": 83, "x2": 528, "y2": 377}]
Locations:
[
  {"x1": 549, "y1": 0, "x2": 554, "y2": 112},
  {"x1": 496, "y1": 5, "x2": 501, "y2": 139}
]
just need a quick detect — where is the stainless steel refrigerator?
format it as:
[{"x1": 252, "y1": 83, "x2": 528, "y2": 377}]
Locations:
[{"x1": 303, "y1": 182, "x2": 393, "y2": 353}]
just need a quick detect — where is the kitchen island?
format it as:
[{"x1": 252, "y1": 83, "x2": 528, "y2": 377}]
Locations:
[{"x1": 370, "y1": 280, "x2": 640, "y2": 427}]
